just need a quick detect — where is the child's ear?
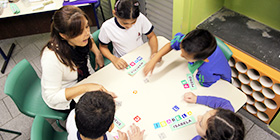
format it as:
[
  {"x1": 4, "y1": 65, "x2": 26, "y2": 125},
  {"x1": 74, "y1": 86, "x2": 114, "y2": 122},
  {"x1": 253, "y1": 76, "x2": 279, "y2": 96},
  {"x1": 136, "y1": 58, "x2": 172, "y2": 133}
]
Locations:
[
  {"x1": 112, "y1": 9, "x2": 116, "y2": 17},
  {"x1": 108, "y1": 123, "x2": 114, "y2": 132},
  {"x1": 204, "y1": 58, "x2": 209, "y2": 62}
]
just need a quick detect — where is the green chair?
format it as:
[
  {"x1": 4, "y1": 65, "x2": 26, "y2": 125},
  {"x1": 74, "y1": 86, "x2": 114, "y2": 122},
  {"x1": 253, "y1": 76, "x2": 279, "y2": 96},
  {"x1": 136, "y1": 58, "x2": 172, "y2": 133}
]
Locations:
[
  {"x1": 215, "y1": 37, "x2": 233, "y2": 61},
  {"x1": 4, "y1": 59, "x2": 68, "y2": 130},
  {"x1": 31, "y1": 115, "x2": 67, "y2": 140},
  {"x1": 90, "y1": 29, "x2": 113, "y2": 71}
]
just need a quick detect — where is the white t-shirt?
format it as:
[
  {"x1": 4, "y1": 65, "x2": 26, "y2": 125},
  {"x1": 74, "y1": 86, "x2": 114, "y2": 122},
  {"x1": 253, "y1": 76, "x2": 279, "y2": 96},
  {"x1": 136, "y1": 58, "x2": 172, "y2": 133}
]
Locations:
[
  {"x1": 41, "y1": 47, "x2": 93, "y2": 110},
  {"x1": 66, "y1": 109, "x2": 115, "y2": 140},
  {"x1": 99, "y1": 13, "x2": 154, "y2": 57}
]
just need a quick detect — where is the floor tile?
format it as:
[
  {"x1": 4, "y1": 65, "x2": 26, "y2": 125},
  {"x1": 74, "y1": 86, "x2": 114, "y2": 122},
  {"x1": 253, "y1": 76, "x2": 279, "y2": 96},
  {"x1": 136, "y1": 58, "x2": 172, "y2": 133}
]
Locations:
[
  {"x1": 0, "y1": 114, "x2": 33, "y2": 140},
  {"x1": 245, "y1": 124, "x2": 277, "y2": 140},
  {"x1": 30, "y1": 56, "x2": 42, "y2": 78},
  {"x1": 0, "y1": 100, "x2": 12, "y2": 126},
  {"x1": 237, "y1": 112, "x2": 254, "y2": 135},
  {"x1": 3, "y1": 96, "x2": 21, "y2": 118},
  {"x1": 0, "y1": 57, "x2": 16, "y2": 77},
  {"x1": 14, "y1": 34, "x2": 42, "y2": 49},
  {"x1": 0, "y1": 38, "x2": 22, "y2": 56},
  {"x1": 0, "y1": 76, "x2": 7, "y2": 100}
]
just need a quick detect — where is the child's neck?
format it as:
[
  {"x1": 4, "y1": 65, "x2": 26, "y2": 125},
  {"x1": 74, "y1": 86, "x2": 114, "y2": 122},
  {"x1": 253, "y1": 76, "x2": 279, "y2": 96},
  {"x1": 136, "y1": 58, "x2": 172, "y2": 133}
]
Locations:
[{"x1": 80, "y1": 134, "x2": 104, "y2": 140}]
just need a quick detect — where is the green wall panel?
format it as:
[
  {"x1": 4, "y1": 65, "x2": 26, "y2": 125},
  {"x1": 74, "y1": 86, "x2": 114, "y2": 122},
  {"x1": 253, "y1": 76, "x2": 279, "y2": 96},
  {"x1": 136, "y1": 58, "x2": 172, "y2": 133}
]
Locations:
[{"x1": 224, "y1": 0, "x2": 280, "y2": 30}]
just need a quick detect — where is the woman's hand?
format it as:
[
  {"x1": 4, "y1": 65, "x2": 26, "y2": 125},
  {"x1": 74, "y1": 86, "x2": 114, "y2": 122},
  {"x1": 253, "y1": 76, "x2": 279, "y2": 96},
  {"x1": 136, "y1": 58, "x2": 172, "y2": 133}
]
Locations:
[
  {"x1": 84, "y1": 83, "x2": 107, "y2": 92},
  {"x1": 184, "y1": 92, "x2": 197, "y2": 103}
]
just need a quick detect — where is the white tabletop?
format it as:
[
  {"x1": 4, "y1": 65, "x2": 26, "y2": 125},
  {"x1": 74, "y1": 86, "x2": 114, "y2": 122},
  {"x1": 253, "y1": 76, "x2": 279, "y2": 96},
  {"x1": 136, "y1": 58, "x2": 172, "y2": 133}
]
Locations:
[{"x1": 74, "y1": 36, "x2": 247, "y2": 140}]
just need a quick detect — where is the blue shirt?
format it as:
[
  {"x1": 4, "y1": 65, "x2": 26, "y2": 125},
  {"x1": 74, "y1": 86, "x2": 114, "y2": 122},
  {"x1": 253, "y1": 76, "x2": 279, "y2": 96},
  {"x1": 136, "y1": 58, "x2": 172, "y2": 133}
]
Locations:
[
  {"x1": 170, "y1": 32, "x2": 231, "y2": 87},
  {"x1": 192, "y1": 96, "x2": 234, "y2": 140}
]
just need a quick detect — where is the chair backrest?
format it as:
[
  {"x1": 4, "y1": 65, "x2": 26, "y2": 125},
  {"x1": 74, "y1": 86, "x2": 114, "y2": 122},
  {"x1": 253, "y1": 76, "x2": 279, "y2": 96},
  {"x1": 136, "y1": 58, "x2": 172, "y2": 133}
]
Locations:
[
  {"x1": 4, "y1": 59, "x2": 68, "y2": 120},
  {"x1": 31, "y1": 115, "x2": 67, "y2": 140},
  {"x1": 215, "y1": 37, "x2": 233, "y2": 61},
  {"x1": 90, "y1": 29, "x2": 113, "y2": 70},
  {"x1": 4, "y1": 59, "x2": 41, "y2": 117}
]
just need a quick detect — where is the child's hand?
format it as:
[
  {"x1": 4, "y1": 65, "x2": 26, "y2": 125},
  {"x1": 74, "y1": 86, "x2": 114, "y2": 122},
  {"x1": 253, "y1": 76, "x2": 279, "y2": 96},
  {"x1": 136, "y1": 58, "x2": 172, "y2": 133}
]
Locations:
[
  {"x1": 115, "y1": 130, "x2": 128, "y2": 140},
  {"x1": 128, "y1": 123, "x2": 145, "y2": 140},
  {"x1": 184, "y1": 92, "x2": 197, "y2": 103},
  {"x1": 112, "y1": 57, "x2": 128, "y2": 70},
  {"x1": 95, "y1": 53, "x2": 104, "y2": 70},
  {"x1": 143, "y1": 61, "x2": 156, "y2": 76}
]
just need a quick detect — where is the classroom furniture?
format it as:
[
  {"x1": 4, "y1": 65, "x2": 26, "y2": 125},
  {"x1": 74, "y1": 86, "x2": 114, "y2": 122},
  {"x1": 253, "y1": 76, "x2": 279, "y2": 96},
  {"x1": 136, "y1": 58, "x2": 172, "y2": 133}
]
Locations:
[
  {"x1": 63, "y1": 0, "x2": 105, "y2": 29},
  {"x1": 215, "y1": 37, "x2": 232, "y2": 61},
  {"x1": 0, "y1": 43, "x2": 15, "y2": 74},
  {"x1": 73, "y1": 36, "x2": 247, "y2": 140},
  {"x1": 4, "y1": 59, "x2": 68, "y2": 131},
  {"x1": 269, "y1": 111, "x2": 280, "y2": 136},
  {"x1": 197, "y1": 8, "x2": 280, "y2": 124},
  {"x1": 89, "y1": 29, "x2": 113, "y2": 70},
  {"x1": 0, "y1": 128, "x2": 21, "y2": 138},
  {"x1": 31, "y1": 115, "x2": 67, "y2": 140}
]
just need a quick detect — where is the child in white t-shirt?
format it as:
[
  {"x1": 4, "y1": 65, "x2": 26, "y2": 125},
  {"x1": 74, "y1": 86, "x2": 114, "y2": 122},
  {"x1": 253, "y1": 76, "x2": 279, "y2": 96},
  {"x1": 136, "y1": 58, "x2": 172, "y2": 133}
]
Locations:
[{"x1": 99, "y1": 0, "x2": 158, "y2": 70}]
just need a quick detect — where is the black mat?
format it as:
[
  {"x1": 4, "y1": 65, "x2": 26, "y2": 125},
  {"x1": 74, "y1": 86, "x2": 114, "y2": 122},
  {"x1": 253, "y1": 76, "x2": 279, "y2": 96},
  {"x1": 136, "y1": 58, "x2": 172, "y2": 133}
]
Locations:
[{"x1": 197, "y1": 8, "x2": 280, "y2": 72}]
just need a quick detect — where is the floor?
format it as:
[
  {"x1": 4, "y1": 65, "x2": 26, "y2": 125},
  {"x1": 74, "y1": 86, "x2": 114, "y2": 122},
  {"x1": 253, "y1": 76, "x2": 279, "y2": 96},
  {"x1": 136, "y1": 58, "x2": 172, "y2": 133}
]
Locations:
[{"x1": 0, "y1": 30, "x2": 280, "y2": 140}]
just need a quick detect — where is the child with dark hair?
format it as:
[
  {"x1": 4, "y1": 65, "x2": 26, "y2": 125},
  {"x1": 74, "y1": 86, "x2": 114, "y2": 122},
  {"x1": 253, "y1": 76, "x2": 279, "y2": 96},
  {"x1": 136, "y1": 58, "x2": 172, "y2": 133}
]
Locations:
[
  {"x1": 66, "y1": 91, "x2": 145, "y2": 140},
  {"x1": 184, "y1": 92, "x2": 245, "y2": 140},
  {"x1": 99, "y1": 0, "x2": 158, "y2": 70},
  {"x1": 144, "y1": 29, "x2": 231, "y2": 87}
]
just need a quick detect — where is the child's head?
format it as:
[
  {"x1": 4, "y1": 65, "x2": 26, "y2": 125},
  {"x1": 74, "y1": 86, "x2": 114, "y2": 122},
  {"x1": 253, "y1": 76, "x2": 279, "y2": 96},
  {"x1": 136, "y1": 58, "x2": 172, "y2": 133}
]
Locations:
[
  {"x1": 180, "y1": 29, "x2": 217, "y2": 62},
  {"x1": 75, "y1": 91, "x2": 115, "y2": 139},
  {"x1": 196, "y1": 108, "x2": 245, "y2": 140},
  {"x1": 113, "y1": 0, "x2": 140, "y2": 29},
  {"x1": 51, "y1": 5, "x2": 91, "y2": 47}
]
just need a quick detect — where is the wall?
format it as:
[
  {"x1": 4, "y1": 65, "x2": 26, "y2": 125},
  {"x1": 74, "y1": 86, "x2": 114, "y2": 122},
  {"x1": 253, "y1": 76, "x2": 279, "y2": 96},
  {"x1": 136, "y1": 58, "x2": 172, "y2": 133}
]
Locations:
[
  {"x1": 173, "y1": 0, "x2": 224, "y2": 36},
  {"x1": 224, "y1": 0, "x2": 280, "y2": 30}
]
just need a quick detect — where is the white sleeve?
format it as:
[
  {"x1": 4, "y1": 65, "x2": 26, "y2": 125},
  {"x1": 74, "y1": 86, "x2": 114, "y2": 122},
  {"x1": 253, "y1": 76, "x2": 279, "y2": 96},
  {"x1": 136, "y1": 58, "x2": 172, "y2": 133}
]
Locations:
[
  {"x1": 140, "y1": 13, "x2": 153, "y2": 35},
  {"x1": 41, "y1": 49, "x2": 71, "y2": 109},
  {"x1": 98, "y1": 22, "x2": 111, "y2": 45},
  {"x1": 66, "y1": 110, "x2": 78, "y2": 140}
]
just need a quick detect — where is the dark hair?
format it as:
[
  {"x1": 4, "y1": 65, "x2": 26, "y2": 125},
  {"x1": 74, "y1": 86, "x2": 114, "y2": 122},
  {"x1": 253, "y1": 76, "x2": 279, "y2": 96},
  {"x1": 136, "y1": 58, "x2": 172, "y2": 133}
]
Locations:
[
  {"x1": 114, "y1": 0, "x2": 140, "y2": 19},
  {"x1": 181, "y1": 29, "x2": 217, "y2": 60},
  {"x1": 204, "y1": 108, "x2": 245, "y2": 140},
  {"x1": 75, "y1": 91, "x2": 115, "y2": 139},
  {"x1": 41, "y1": 5, "x2": 92, "y2": 71}
]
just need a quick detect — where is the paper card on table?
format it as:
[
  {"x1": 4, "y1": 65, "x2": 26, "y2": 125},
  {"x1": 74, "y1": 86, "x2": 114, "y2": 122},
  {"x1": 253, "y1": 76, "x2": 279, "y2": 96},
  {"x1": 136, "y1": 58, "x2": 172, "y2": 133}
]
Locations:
[
  {"x1": 114, "y1": 116, "x2": 125, "y2": 129},
  {"x1": 186, "y1": 73, "x2": 197, "y2": 90},
  {"x1": 169, "y1": 115, "x2": 196, "y2": 131},
  {"x1": 126, "y1": 56, "x2": 146, "y2": 76}
]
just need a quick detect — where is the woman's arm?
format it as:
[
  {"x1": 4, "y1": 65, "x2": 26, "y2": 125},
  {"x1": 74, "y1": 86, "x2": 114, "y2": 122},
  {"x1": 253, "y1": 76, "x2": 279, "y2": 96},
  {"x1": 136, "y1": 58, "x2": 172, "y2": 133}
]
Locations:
[{"x1": 90, "y1": 38, "x2": 104, "y2": 70}]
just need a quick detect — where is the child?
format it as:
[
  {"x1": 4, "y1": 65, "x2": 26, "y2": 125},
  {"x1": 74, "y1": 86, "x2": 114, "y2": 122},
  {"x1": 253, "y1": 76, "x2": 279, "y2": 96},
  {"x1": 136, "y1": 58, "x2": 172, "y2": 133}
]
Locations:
[
  {"x1": 41, "y1": 6, "x2": 107, "y2": 111},
  {"x1": 144, "y1": 29, "x2": 231, "y2": 87},
  {"x1": 99, "y1": 0, "x2": 158, "y2": 70},
  {"x1": 184, "y1": 92, "x2": 245, "y2": 140},
  {"x1": 66, "y1": 91, "x2": 145, "y2": 140}
]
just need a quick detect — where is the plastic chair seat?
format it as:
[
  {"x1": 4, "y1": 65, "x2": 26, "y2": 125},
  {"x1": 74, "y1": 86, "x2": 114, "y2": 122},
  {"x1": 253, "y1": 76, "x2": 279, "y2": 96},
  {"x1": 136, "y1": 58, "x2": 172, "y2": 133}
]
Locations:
[
  {"x1": 31, "y1": 115, "x2": 67, "y2": 140},
  {"x1": 4, "y1": 59, "x2": 68, "y2": 120}
]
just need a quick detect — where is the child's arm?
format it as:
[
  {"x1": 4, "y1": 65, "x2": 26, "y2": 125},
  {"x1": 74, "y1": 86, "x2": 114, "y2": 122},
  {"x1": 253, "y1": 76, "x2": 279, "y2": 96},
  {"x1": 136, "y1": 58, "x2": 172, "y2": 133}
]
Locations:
[
  {"x1": 99, "y1": 43, "x2": 128, "y2": 70},
  {"x1": 146, "y1": 31, "x2": 158, "y2": 58},
  {"x1": 184, "y1": 92, "x2": 234, "y2": 111},
  {"x1": 196, "y1": 72, "x2": 221, "y2": 87},
  {"x1": 90, "y1": 38, "x2": 104, "y2": 70},
  {"x1": 143, "y1": 42, "x2": 172, "y2": 76}
]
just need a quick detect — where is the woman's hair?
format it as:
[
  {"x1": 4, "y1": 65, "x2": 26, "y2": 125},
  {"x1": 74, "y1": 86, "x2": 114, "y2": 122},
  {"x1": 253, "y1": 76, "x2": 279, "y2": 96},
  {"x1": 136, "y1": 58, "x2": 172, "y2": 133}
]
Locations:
[
  {"x1": 204, "y1": 108, "x2": 245, "y2": 140},
  {"x1": 41, "y1": 5, "x2": 92, "y2": 70},
  {"x1": 181, "y1": 29, "x2": 217, "y2": 60},
  {"x1": 114, "y1": 0, "x2": 140, "y2": 19}
]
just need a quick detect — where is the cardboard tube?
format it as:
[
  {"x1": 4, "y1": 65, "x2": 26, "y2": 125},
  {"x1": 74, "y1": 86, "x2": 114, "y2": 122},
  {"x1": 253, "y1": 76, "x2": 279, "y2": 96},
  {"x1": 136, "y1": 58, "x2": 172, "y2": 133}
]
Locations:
[
  {"x1": 252, "y1": 91, "x2": 264, "y2": 102},
  {"x1": 264, "y1": 99, "x2": 277, "y2": 110},
  {"x1": 246, "y1": 95, "x2": 255, "y2": 104},
  {"x1": 246, "y1": 104, "x2": 257, "y2": 114},
  {"x1": 236, "y1": 62, "x2": 247, "y2": 73},
  {"x1": 229, "y1": 57, "x2": 235, "y2": 67},
  {"x1": 241, "y1": 84, "x2": 253, "y2": 95},
  {"x1": 257, "y1": 112, "x2": 269, "y2": 122},
  {"x1": 250, "y1": 80, "x2": 262, "y2": 91},
  {"x1": 231, "y1": 67, "x2": 238, "y2": 78},
  {"x1": 262, "y1": 88, "x2": 275, "y2": 99},
  {"x1": 238, "y1": 74, "x2": 250, "y2": 84},
  {"x1": 260, "y1": 76, "x2": 273, "y2": 87},
  {"x1": 232, "y1": 78, "x2": 241, "y2": 88},
  {"x1": 272, "y1": 84, "x2": 280, "y2": 95},
  {"x1": 247, "y1": 69, "x2": 260, "y2": 80},
  {"x1": 255, "y1": 102, "x2": 267, "y2": 112}
]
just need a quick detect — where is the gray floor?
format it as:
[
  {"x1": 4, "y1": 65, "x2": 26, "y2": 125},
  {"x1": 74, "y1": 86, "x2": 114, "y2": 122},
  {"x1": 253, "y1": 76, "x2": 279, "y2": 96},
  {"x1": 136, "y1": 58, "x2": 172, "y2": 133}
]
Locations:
[{"x1": 0, "y1": 29, "x2": 280, "y2": 140}]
